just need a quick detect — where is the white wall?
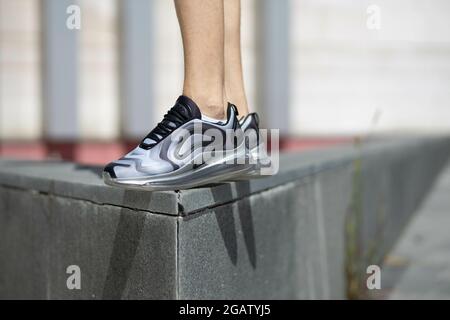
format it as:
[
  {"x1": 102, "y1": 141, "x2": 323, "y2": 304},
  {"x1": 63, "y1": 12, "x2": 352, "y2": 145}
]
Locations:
[
  {"x1": 291, "y1": 0, "x2": 450, "y2": 135},
  {"x1": 1, "y1": 0, "x2": 450, "y2": 140},
  {"x1": 79, "y1": 0, "x2": 119, "y2": 140},
  {"x1": 0, "y1": 0, "x2": 42, "y2": 140}
]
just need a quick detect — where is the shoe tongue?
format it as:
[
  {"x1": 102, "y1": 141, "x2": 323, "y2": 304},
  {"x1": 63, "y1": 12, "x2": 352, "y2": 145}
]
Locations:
[
  {"x1": 159, "y1": 95, "x2": 201, "y2": 131},
  {"x1": 175, "y1": 95, "x2": 202, "y2": 119},
  {"x1": 139, "y1": 96, "x2": 201, "y2": 149}
]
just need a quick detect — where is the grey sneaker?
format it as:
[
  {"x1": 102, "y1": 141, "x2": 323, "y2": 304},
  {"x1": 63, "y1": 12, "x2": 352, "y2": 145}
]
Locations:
[
  {"x1": 103, "y1": 96, "x2": 252, "y2": 190},
  {"x1": 238, "y1": 112, "x2": 272, "y2": 178}
]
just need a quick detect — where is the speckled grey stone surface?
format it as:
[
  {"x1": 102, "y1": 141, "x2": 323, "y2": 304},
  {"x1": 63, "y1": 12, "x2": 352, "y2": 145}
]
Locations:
[
  {"x1": 177, "y1": 167, "x2": 353, "y2": 299},
  {"x1": 1, "y1": 136, "x2": 449, "y2": 299},
  {"x1": 1, "y1": 137, "x2": 446, "y2": 216},
  {"x1": 0, "y1": 187, "x2": 177, "y2": 299}
]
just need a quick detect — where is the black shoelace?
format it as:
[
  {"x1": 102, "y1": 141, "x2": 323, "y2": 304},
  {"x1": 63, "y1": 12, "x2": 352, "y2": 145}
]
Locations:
[{"x1": 141, "y1": 106, "x2": 193, "y2": 149}]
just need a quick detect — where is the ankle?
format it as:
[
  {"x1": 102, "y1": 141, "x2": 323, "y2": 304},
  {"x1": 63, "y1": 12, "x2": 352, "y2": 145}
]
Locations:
[
  {"x1": 236, "y1": 104, "x2": 249, "y2": 117},
  {"x1": 228, "y1": 97, "x2": 249, "y2": 116},
  {"x1": 224, "y1": 86, "x2": 249, "y2": 116},
  {"x1": 201, "y1": 104, "x2": 225, "y2": 119},
  {"x1": 183, "y1": 91, "x2": 225, "y2": 119}
]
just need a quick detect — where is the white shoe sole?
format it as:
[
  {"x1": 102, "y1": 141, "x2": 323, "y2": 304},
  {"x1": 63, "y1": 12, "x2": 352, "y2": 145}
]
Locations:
[{"x1": 103, "y1": 144, "x2": 253, "y2": 191}]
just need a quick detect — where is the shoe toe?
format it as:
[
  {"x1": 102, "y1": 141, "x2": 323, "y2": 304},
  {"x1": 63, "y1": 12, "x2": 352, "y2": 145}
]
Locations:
[{"x1": 103, "y1": 162, "x2": 130, "y2": 179}]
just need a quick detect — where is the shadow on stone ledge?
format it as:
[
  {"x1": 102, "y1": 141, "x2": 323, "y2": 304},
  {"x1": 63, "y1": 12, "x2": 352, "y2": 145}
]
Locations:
[
  {"x1": 101, "y1": 190, "x2": 149, "y2": 299},
  {"x1": 211, "y1": 181, "x2": 257, "y2": 269}
]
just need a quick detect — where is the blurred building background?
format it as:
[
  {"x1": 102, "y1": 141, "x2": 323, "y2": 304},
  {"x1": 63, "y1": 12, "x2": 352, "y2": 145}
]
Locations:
[{"x1": 1, "y1": 0, "x2": 450, "y2": 164}]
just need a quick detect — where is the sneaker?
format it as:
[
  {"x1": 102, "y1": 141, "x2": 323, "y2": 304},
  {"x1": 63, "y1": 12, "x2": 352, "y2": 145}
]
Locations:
[
  {"x1": 103, "y1": 96, "x2": 252, "y2": 190},
  {"x1": 238, "y1": 112, "x2": 272, "y2": 178}
]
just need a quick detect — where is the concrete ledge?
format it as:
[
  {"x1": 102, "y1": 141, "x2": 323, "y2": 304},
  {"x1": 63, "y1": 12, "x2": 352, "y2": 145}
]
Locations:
[{"x1": 0, "y1": 136, "x2": 449, "y2": 299}]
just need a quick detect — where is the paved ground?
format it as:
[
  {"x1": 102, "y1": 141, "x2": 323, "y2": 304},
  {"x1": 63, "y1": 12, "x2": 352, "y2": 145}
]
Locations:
[{"x1": 380, "y1": 162, "x2": 450, "y2": 299}]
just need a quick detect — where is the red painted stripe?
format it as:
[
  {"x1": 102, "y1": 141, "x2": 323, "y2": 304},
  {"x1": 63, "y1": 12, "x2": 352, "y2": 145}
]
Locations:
[{"x1": 0, "y1": 137, "x2": 352, "y2": 165}]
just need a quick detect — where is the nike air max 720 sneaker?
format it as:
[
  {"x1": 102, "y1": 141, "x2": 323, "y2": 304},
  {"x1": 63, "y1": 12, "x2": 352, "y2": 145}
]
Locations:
[
  {"x1": 238, "y1": 112, "x2": 272, "y2": 177},
  {"x1": 103, "y1": 96, "x2": 253, "y2": 190}
]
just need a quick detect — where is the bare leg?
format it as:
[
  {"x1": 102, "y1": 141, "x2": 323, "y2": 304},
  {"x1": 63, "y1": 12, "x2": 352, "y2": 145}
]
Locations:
[
  {"x1": 224, "y1": 0, "x2": 249, "y2": 116},
  {"x1": 174, "y1": 0, "x2": 226, "y2": 119}
]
